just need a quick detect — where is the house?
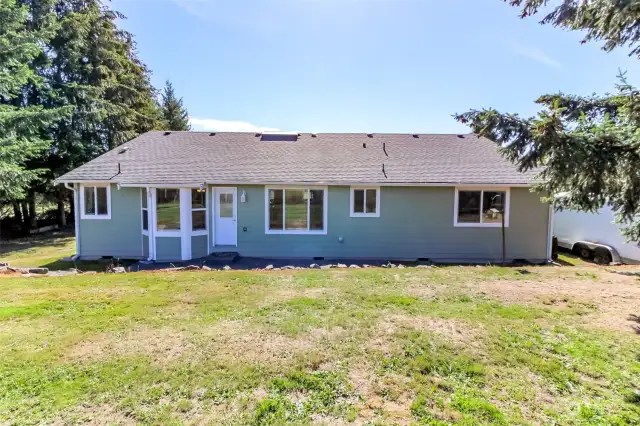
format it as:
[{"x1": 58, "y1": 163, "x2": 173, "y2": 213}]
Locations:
[{"x1": 55, "y1": 131, "x2": 552, "y2": 263}]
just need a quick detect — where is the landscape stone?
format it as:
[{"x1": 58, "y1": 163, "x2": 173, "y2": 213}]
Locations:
[
  {"x1": 337, "y1": 263, "x2": 347, "y2": 268},
  {"x1": 111, "y1": 267, "x2": 126, "y2": 273},
  {"x1": 309, "y1": 263, "x2": 320, "y2": 269},
  {"x1": 223, "y1": 265, "x2": 231, "y2": 271},
  {"x1": 265, "y1": 264, "x2": 274, "y2": 270},
  {"x1": 184, "y1": 265, "x2": 201, "y2": 270},
  {"x1": 349, "y1": 264, "x2": 360, "y2": 268}
]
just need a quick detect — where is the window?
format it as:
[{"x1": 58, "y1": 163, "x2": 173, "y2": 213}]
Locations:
[
  {"x1": 192, "y1": 188, "x2": 207, "y2": 233},
  {"x1": 266, "y1": 187, "x2": 327, "y2": 234},
  {"x1": 156, "y1": 188, "x2": 180, "y2": 231},
  {"x1": 141, "y1": 188, "x2": 149, "y2": 233},
  {"x1": 80, "y1": 185, "x2": 110, "y2": 219},
  {"x1": 350, "y1": 187, "x2": 380, "y2": 217},
  {"x1": 454, "y1": 188, "x2": 510, "y2": 227}
]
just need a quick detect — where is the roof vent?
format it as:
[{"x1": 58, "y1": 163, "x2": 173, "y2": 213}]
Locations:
[
  {"x1": 260, "y1": 131, "x2": 299, "y2": 142},
  {"x1": 412, "y1": 134, "x2": 419, "y2": 138},
  {"x1": 255, "y1": 133, "x2": 262, "y2": 137},
  {"x1": 367, "y1": 133, "x2": 374, "y2": 138},
  {"x1": 117, "y1": 147, "x2": 129, "y2": 154},
  {"x1": 457, "y1": 134, "x2": 465, "y2": 139},
  {"x1": 311, "y1": 133, "x2": 317, "y2": 138},
  {"x1": 363, "y1": 143, "x2": 367, "y2": 148},
  {"x1": 164, "y1": 131, "x2": 171, "y2": 136},
  {"x1": 209, "y1": 132, "x2": 216, "y2": 136}
]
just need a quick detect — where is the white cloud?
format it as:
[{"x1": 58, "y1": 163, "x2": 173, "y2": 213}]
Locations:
[
  {"x1": 508, "y1": 42, "x2": 562, "y2": 69},
  {"x1": 189, "y1": 117, "x2": 280, "y2": 132}
]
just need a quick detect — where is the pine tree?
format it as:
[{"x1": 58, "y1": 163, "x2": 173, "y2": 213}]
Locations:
[
  {"x1": 0, "y1": 0, "x2": 70, "y2": 206},
  {"x1": 455, "y1": 0, "x2": 640, "y2": 241},
  {"x1": 160, "y1": 80, "x2": 190, "y2": 131}
]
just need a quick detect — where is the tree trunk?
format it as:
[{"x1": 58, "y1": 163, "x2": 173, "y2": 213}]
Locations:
[
  {"x1": 12, "y1": 202, "x2": 22, "y2": 225},
  {"x1": 28, "y1": 192, "x2": 37, "y2": 229},
  {"x1": 20, "y1": 201, "x2": 30, "y2": 235},
  {"x1": 58, "y1": 188, "x2": 66, "y2": 227},
  {"x1": 68, "y1": 190, "x2": 75, "y2": 223}
]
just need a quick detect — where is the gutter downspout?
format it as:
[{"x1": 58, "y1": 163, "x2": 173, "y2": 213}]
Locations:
[{"x1": 63, "y1": 183, "x2": 80, "y2": 261}]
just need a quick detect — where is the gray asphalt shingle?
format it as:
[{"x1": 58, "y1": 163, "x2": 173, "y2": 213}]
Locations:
[{"x1": 57, "y1": 131, "x2": 538, "y2": 185}]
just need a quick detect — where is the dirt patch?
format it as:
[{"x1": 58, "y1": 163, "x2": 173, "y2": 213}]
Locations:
[
  {"x1": 369, "y1": 314, "x2": 486, "y2": 354},
  {"x1": 67, "y1": 327, "x2": 192, "y2": 364},
  {"x1": 348, "y1": 365, "x2": 412, "y2": 425},
  {"x1": 53, "y1": 404, "x2": 135, "y2": 426},
  {"x1": 468, "y1": 272, "x2": 640, "y2": 332}
]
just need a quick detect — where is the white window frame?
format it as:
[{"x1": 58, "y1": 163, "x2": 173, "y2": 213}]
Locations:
[
  {"x1": 350, "y1": 186, "x2": 380, "y2": 218},
  {"x1": 264, "y1": 186, "x2": 328, "y2": 235},
  {"x1": 454, "y1": 187, "x2": 510, "y2": 228},
  {"x1": 141, "y1": 188, "x2": 149, "y2": 235},
  {"x1": 154, "y1": 187, "x2": 182, "y2": 236},
  {"x1": 79, "y1": 183, "x2": 111, "y2": 220},
  {"x1": 191, "y1": 188, "x2": 208, "y2": 236}
]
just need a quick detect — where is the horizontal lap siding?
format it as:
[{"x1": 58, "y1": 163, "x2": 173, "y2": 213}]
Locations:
[
  {"x1": 191, "y1": 235, "x2": 208, "y2": 259},
  {"x1": 155, "y1": 237, "x2": 181, "y2": 261},
  {"x1": 78, "y1": 185, "x2": 144, "y2": 258},
  {"x1": 229, "y1": 185, "x2": 548, "y2": 261}
]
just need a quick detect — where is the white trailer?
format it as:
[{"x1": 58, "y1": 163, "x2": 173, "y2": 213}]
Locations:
[{"x1": 554, "y1": 206, "x2": 640, "y2": 264}]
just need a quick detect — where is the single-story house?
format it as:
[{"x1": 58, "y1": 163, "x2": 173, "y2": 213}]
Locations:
[{"x1": 56, "y1": 131, "x2": 551, "y2": 263}]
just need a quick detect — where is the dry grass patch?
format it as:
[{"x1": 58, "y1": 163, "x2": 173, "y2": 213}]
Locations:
[
  {"x1": 198, "y1": 320, "x2": 350, "y2": 365},
  {"x1": 467, "y1": 273, "x2": 640, "y2": 332},
  {"x1": 53, "y1": 403, "x2": 135, "y2": 426},
  {"x1": 368, "y1": 314, "x2": 486, "y2": 355},
  {"x1": 348, "y1": 364, "x2": 412, "y2": 425},
  {"x1": 67, "y1": 326, "x2": 192, "y2": 364}
]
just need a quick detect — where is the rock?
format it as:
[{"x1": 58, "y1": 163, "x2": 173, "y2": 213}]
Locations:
[
  {"x1": 349, "y1": 264, "x2": 360, "y2": 269},
  {"x1": 388, "y1": 263, "x2": 397, "y2": 268},
  {"x1": 15, "y1": 267, "x2": 49, "y2": 274},
  {"x1": 273, "y1": 268, "x2": 281, "y2": 271},
  {"x1": 309, "y1": 263, "x2": 320, "y2": 269},
  {"x1": 282, "y1": 265, "x2": 296, "y2": 270},
  {"x1": 337, "y1": 263, "x2": 347, "y2": 268},
  {"x1": 416, "y1": 265, "x2": 433, "y2": 269},
  {"x1": 380, "y1": 263, "x2": 389, "y2": 268},
  {"x1": 111, "y1": 267, "x2": 126, "y2": 274},
  {"x1": 223, "y1": 265, "x2": 231, "y2": 271},
  {"x1": 201, "y1": 265, "x2": 212, "y2": 271},
  {"x1": 320, "y1": 265, "x2": 332, "y2": 270},
  {"x1": 0, "y1": 262, "x2": 8, "y2": 267},
  {"x1": 265, "y1": 264, "x2": 274, "y2": 270},
  {"x1": 397, "y1": 264, "x2": 406, "y2": 269},
  {"x1": 363, "y1": 264, "x2": 372, "y2": 268},
  {"x1": 184, "y1": 265, "x2": 201, "y2": 271},
  {"x1": 82, "y1": 271, "x2": 98, "y2": 275}
]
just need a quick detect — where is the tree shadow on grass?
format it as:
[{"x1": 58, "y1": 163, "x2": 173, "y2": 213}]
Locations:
[
  {"x1": 628, "y1": 314, "x2": 640, "y2": 335},
  {"x1": 0, "y1": 230, "x2": 73, "y2": 256}
]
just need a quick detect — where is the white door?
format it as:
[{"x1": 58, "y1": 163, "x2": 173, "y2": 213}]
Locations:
[{"x1": 214, "y1": 187, "x2": 237, "y2": 246}]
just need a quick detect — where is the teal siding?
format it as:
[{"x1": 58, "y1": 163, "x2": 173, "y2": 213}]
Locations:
[
  {"x1": 211, "y1": 185, "x2": 549, "y2": 262},
  {"x1": 155, "y1": 237, "x2": 181, "y2": 261},
  {"x1": 78, "y1": 185, "x2": 144, "y2": 258},
  {"x1": 191, "y1": 235, "x2": 208, "y2": 258},
  {"x1": 142, "y1": 235, "x2": 149, "y2": 259}
]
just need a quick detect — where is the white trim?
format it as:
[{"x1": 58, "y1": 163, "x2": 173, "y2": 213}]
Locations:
[
  {"x1": 350, "y1": 186, "x2": 381, "y2": 218},
  {"x1": 79, "y1": 184, "x2": 111, "y2": 220},
  {"x1": 180, "y1": 188, "x2": 192, "y2": 260},
  {"x1": 111, "y1": 181, "x2": 534, "y2": 188},
  {"x1": 547, "y1": 204, "x2": 555, "y2": 261},
  {"x1": 264, "y1": 186, "x2": 328, "y2": 235},
  {"x1": 73, "y1": 184, "x2": 80, "y2": 258},
  {"x1": 453, "y1": 187, "x2": 511, "y2": 228},
  {"x1": 149, "y1": 187, "x2": 157, "y2": 260},
  {"x1": 141, "y1": 188, "x2": 149, "y2": 236}
]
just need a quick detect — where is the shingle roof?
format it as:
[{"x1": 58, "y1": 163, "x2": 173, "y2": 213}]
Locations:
[{"x1": 57, "y1": 131, "x2": 538, "y2": 185}]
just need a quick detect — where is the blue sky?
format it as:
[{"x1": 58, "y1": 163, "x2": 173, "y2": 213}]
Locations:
[{"x1": 113, "y1": 0, "x2": 638, "y2": 133}]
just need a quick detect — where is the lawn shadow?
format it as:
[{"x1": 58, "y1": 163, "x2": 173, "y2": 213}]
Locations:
[
  {"x1": 627, "y1": 314, "x2": 640, "y2": 335},
  {"x1": 0, "y1": 230, "x2": 73, "y2": 256}
]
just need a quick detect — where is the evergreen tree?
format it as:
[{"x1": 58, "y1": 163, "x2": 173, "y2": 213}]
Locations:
[
  {"x1": 455, "y1": 0, "x2": 640, "y2": 241},
  {"x1": 0, "y1": 0, "x2": 70, "y2": 207},
  {"x1": 160, "y1": 80, "x2": 190, "y2": 131}
]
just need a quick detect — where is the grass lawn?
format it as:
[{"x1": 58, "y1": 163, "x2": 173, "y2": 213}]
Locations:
[{"x1": 0, "y1": 243, "x2": 639, "y2": 424}]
